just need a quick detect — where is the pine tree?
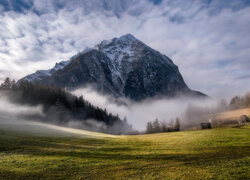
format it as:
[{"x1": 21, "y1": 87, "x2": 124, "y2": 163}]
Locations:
[
  {"x1": 0, "y1": 77, "x2": 11, "y2": 89},
  {"x1": 174, "y1": 117, "x2": 180, "y2": 131},
  {"x1": 146, "y1": 121, "x2": 153, "y2": 134},
  {"x1": 161, "y1": 121, "x2": 168, "y2": 132},
  {"x1": 153, "y1": 118, "x2": 161, "y2": 133},
  {"x1": 123, "y1": 116, "x2": 127, "y2": 123}
]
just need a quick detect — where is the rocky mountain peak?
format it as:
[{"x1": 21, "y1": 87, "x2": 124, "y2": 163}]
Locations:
[
  {"x1": 98, "y1": 33, "x2": 137, "y2": 48},
  {"x1": 19, "y1": 34, "x2": 207, "y2": 100}
]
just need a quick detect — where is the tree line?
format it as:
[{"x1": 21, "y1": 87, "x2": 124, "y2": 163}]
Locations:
[
  {"x1": 0, "y1": 77, "x2": 132, "y2": 134},
  {"x1": 229, "y1": 93, "x2": 250, "y2": 110},
  {"x1": 146, "y1": 118, "x2": 180, "y2": 134}
]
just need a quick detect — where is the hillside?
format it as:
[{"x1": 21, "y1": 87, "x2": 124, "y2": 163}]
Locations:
[
  {"x1": 0, "y1": 125, "x2": 249, "y2": 179},
  {"x1": 215, "y1": 108, "x2": 250, "y2": 121}
]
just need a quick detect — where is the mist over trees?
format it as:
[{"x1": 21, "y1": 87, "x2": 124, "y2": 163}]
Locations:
[
  {"x1": 0, "y1": 78, "x2": 132, "y2": 134},
  {"x1": 146, "y1": 118, "x2": 180, "y2": 134},
  {"x1": 229, "y1": 93, "x2": 250, "y2": 110},
  {"x1": 0, "y1": 77, "x2": 16, "y2": 90},
  {"x1": 1, "y1": 76, "x2": 249, "y2": 134}
]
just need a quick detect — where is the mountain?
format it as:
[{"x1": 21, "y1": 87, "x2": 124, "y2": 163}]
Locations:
[{"x1": 20, "y1": 34, "x2": 207, "y2": 100}]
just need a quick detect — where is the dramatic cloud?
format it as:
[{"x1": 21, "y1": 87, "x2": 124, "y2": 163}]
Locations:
[{"x1": 0, "y1": 0, "x2": 250, "y2": 98}]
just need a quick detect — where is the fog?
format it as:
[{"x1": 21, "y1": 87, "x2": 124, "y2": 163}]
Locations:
[
  {"x1": 0, "y1": 92, "x2": 50, "y2": 135},
  {"x1": 0, "y1": 92, "x2": 113, "y2": 136},
  {"x1": 72, "y1": 87, "x2": 228, "y2": 131},
  {"x1": 0, "y1": 87, "x2": 230, "y2": 134},
  {"x1": 0, "y1": 92, "x2": 44, "y2": 121}
]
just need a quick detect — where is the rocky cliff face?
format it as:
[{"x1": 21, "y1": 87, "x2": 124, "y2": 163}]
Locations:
[{"x1": 20, "y1": 34, "x2": 207, "y2": 100}]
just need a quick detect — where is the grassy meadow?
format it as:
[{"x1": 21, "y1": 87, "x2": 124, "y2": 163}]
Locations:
[{"x1": 0, "y1": 124, "x2": 249, "y2": 179}]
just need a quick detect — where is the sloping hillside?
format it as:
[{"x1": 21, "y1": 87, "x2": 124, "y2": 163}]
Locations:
[
  {"x1": 214, "y1": 108, "x2": 250, "y2": 121},
  {"x1": 0, "y1": 124, "x2": 249, "y2": 179}
]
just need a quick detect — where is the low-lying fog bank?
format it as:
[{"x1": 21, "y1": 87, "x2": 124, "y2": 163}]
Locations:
[
  {"x1": 72, "y1": 87, "x2": 230, "y2": 131},
  {"x1": 0, "y1": 86, "x2": 244, "y2": 134}
]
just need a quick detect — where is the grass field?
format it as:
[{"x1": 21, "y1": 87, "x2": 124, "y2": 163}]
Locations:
[
  {"x1": 0, "y1": 124, "x2": 249, "y2": 179},
  {"x1": 215, "y1": 108, "x2": 250, "y2": 121}
]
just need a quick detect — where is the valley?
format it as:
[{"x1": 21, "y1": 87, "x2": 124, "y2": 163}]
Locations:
[{"x1": 1, "y1": 0, "x2": 250, "y2": 179}]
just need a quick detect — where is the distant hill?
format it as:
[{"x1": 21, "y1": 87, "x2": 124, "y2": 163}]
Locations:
[{"x1": 213, "y1": 108, "x2": 250, "y2": 122}]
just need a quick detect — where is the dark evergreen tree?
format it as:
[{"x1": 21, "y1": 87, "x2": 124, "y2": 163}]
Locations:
[
  {"x1": 0, "y1": 77, "x2": 11, "y2": 89},
  {"x1": 161, "y1": 121, "x2": 168, "y2": 132},
  {"x1": 153, "y1": 118, "x2": 161, "y2": 133},
  {"x1": 174, "y1": 118, "x2": 180, "y2": 131},
  {"x1": 146, "y1": 122, "x2": 153, "y2": 134}
]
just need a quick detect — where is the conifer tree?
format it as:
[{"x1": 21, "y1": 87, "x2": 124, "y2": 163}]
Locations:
[
  {"x1": 146, "y1": 122, "x2": 153, "y2": 134},
  {"x1": 174, "y1": 117, "x2": 180, "y2": 131},
  {"x1": 153, "y1": 118, "x2": 161, "y2": 133}
]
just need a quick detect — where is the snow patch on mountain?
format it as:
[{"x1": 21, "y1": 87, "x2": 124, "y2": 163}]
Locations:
[
  {"x1": 96, "y1": 34, "x2": 138, "y2": 65},
  {"x1": 93, "y1": 34, "x2": 144, "y2": 86}
]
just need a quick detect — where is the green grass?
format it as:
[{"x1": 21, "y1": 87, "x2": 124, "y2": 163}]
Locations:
[{"x1": 0, "y1": 125, "x2": 249, "y2": 179}]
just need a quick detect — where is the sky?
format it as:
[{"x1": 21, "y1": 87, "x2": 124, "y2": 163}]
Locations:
[{"x1": 0, "y1": 0, "x2": 250, "y2": 98}]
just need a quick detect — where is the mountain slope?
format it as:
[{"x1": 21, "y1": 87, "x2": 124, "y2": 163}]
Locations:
[{"x1": 20, "y1": 34, "x2": 207, "y2": 100}]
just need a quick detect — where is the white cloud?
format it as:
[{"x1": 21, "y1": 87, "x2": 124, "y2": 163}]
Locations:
[{"x1": 0, "y1": 0, "x2": 249, "y2": 98}]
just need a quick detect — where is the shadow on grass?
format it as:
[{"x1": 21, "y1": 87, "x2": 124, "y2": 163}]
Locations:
[
  {"x1": 1, "y1": 130, "x2": 249, "y2": 165},
  {"x1": 5, "y1": 143, "x2": 250, "y2": 165},
  {"x1": 0, "y1": 129, "x2": 250, "y2": 179}
]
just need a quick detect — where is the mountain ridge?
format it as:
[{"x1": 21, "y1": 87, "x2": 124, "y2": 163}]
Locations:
[{"x1": 20, "y1": 34, "x2": 207, "y2": 100}]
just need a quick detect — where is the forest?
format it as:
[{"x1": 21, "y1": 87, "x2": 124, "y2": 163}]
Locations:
[{"x1": 0, "y1": 78, "x2": 132, "y2": 134}]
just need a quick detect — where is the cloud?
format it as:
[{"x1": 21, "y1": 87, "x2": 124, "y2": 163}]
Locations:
[{"x1": 0, "y1": 0, "x2": 249, "y2": 98}]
